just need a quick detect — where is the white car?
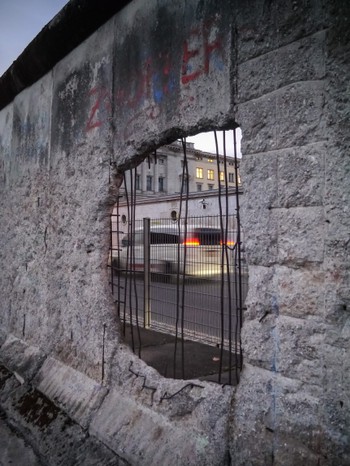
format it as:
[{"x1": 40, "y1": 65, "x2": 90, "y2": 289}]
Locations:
[{"x1": 112, "y1": 225, "x2": 235, "y2": 278}]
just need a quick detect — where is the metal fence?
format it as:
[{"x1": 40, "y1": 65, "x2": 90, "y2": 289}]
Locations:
[
  {"x1": 109, "y1": 214, "x2": 247, "y2": 384},
  {"x1": 108, "y1": 130, "x2": 246, "y2": 385},
  {"x1": 110, "y1": 215, "x2": 246, "y2": 336}
]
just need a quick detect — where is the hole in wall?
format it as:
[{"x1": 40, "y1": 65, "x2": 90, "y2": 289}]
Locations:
[{"x1": 108, "y1": 128, "x2": 247, "y2": 386}]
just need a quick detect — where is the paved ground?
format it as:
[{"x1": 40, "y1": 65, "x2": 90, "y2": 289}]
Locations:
[
  {"x1": 123, "y1": 324, "x2": 241, "y2": 385},
  {"x1": 0, "y1": 419, "x2": 41, "y2": 466}
]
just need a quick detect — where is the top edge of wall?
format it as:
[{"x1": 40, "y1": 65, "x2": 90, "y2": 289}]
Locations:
[{"x1": 0, "y1": 0, "x2": 132, "y2": 110}]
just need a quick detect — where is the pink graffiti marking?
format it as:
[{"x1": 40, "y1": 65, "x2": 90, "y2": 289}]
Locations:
[
  {"x1": 181, "y1": 20, "x2": 223, "y2": 85},
  {"x1": 86, "y1": 87, "x2": 112, "y2": 131},
  {"x1": 85, "y1": 19, "x2": 223, "y2": 135}
]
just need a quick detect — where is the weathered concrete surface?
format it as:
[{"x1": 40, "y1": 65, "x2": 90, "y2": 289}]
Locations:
[
  {"x1": 232, "y1": 0, "x2": 350, "y2": 464},
  {"x1": 0, "y1": 334, "x2": 46, "y2": 384},
  {"x1": 0, "y1": 0, "x2": 349, "y2": 464},
  {"x1": 0, "y1": 417, "x2": 41, "y2": 466}
]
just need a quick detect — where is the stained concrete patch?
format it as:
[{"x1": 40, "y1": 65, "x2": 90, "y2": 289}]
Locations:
[
  {"x1": 34, "y1": 357, "x2": 108, "y2": 429},
  {"x1": 0, "y1": 381, "x2": 128, "y2": 466}
]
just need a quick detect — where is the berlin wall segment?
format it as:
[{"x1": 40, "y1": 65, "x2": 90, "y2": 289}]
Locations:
[
  {"x1": 0, "y1": 1, "x2": 237, "y2": 465},
  {"x1": 230, "y1": 1, "x2": 350, "y2": 465},
  {"x1": 0, "y1": 0, "x2": 349, "y2": 464}
]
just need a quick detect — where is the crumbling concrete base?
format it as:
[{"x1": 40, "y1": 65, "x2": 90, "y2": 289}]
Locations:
[{"x1": 0, "y1": 332, "x2": 233, "y2": 466}]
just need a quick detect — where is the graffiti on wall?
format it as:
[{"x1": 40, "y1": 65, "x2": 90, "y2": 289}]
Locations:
[{"x1": 85, "y1": 19, "x2": 225, "y2": 139}]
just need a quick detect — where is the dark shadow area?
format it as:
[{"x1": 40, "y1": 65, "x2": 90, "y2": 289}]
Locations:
[{"x1": 123, "y1": 324, "x2": 240, "y2": 385}]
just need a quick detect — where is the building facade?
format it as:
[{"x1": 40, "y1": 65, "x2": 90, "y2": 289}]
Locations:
[{"x1": 125, "y1": 139, "x2": 241, "y2": 196}]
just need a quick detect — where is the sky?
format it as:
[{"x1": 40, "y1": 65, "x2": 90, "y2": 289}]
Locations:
[
  {"x1": 0, "y1": 0, "x2": 69, "y2": 76},
  {"x1": 187, "y1": 129, "x2": 242, "y2": 158}
]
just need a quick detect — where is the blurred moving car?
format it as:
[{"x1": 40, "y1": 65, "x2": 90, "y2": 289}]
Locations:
[{"x1": 111, "y1": 225, "x2": 235, "y2": 279}]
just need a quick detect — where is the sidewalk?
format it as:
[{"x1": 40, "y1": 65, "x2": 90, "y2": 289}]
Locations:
[{"x1": 122, "y1": 324, "x2": 241, "y2": 385}]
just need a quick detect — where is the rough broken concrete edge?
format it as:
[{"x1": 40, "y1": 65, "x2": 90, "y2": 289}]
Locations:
[
  {"x1": 103, "y1": 387, "x2": 234, "y2": 465},
  {"x1": 0, "y1": 331, "x2": 233, "y2": 465}
]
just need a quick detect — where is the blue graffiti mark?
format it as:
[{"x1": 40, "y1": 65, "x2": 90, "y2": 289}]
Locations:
[
  {"x1": 152, "y1": 73, "x2": 163, "y2": 104},
  {"x1": 211, "y1": 51, "x2": 224, "y2": 72},
  {"x1": 152, "y1": 72, "x2": 178, "y2": 104}
]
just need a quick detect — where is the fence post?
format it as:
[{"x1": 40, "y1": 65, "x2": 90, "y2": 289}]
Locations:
[{"x1": 143, "y1": 217, "x2": 151, "y2": 328}]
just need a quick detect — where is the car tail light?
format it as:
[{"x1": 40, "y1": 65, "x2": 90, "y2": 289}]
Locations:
[
  {"x1": 183, "y1": 237, "x2": 200, "y2": 246},
  {"x1": 220, "y1": 240, "x2": 235, "y2": 246}
]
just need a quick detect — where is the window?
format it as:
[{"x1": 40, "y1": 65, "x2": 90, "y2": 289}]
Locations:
[
  {"x1": 229, "y1": 172, "x2": 234, "y2": 183},
  {"x1": 208, "y1": 184, "x2": 214, "y2": 190},
  {"x1": 197, "y1": 183, "x2": 202, "y2": 192},
  {"x1": 220, "y1": 171, "x2": 225, "y2": 182},
  {"x1": 207, "y1": 169, "x2": 214, "y2": 180},
  {"x1": 146, "y1": 175, "x2": 153, "y2": 191},
  {"x1": 158, "y1": 177, "x2": 164, "y2": 192},
  {"x1": 135, "y1": 174, "x2": 141, "y2": 190},
  {"x1": 196, "y1": 167, "x2": 203, "y2": 179},
  {"x1": 159, "y1": 158, "x2": 164, "y2": 164},
  {"x1": 150, "y1": 232, "x2": 179, "y2": 244},
  {"x1": 208, "y1": 158, "x2": 214, "y2": 163}
]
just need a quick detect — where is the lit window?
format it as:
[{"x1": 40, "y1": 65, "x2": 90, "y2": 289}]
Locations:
[
  {"x1": 208, "y1": 158, "x2": 213, "y2": 163},
  {"x1": 220, "y1": 171, "x2": 225, "y2": 181},
  {"x1": 207, "y1": 169, "x2": 214, "y2": 180},
  {"x1": 196, "y1": 167, "x2": 203, "y2": 179}
]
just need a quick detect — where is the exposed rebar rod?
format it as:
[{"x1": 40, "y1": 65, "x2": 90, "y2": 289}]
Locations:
[
  {"x1": 214, "y1": 130, "x2": 225, "y2": 384},
  {"x1": 222, "y1": 131, "x2": 233, "y2": 385},
  {"x1": 233, "y1": 127, "x2": 243, "y2": 381},
  {"x1": 130, "y1": 167, "x2": 142, "y2": 358}
]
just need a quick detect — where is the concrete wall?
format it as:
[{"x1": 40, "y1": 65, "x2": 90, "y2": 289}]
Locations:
[{"x1": 0, "y1": 0, "x2": 349, "y2": 465}]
